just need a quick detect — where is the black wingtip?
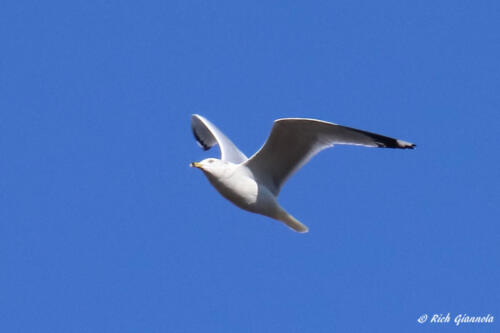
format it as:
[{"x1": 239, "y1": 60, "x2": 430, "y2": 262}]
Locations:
[
  {"x1": 192, "y1": 126, "x2": 210, "y2": 151},
  {"x1": 375, "y1": 140, "x2": 416, "y2": 149},
  {"x1": 400, "y1": 141, "x2": 416, "y2": 149}
]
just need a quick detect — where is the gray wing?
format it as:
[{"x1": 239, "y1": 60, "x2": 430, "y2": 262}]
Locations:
[
  {"x1": 244, "y1": 118, "x2": 415, "y2": 195},
  {"x1": 191, "y1": 114, "x2": 248, "y2": 164}
]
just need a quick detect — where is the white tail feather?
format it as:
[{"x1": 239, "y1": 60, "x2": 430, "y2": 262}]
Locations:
[{"x1": 276, "y1": 208, "x2": 309, "y2": 233}]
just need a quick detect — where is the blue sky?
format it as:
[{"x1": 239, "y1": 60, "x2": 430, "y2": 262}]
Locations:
[{"x1": 1, "y1": 1, "x2": 499, "y2": 332}]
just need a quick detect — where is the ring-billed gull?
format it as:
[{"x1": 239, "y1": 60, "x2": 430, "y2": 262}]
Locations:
[{"x1": 190, "y1": 114, "x2": 415, "y2": 233}]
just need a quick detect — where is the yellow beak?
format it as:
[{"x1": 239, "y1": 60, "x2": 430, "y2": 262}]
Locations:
[{"x1": 190, "y1": 162, "x2": 202, "y2": 168}]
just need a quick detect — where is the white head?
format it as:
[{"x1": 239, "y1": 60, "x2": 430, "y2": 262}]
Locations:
[{"x1": 190, "y1": 158, "x2": 232, "y2": 179}]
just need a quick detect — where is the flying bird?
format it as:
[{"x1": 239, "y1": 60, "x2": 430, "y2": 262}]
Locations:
[{"x1": 190, "y1": 114, "x2": 415, "y2": 233}]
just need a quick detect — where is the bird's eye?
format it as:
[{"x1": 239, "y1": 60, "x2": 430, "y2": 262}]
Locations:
[{"x1": 208, "y1": 160, "x2": 214, "y2": 163}]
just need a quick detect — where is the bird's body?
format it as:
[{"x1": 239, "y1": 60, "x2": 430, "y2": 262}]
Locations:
[
  {"x1": 200, "y1": 160, "x2": 258, "y2": 209},
  {"x1": 190, "y1": 114, "x2": 415, "y2": 233},
  {"x1": 193, "y1": 159, "x2": 307, "y2": 231}
]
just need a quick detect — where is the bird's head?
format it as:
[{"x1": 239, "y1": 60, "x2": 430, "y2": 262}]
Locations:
[{"x1": 190, "y1": 158, "x2": 229, "y2": 178}]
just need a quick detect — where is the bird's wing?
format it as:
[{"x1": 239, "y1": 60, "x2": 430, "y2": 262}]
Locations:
[
  {"x1": 244, "y1": 118, "x2": 415, "y2": 195},
  {"x1": 191, "y1": 114, "x2": 248, "y2": 164}
]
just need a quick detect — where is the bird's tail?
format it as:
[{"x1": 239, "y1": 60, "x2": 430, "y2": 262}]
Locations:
[{"x1": 276, "y1": 208, "x2": 309, "y2": 233}]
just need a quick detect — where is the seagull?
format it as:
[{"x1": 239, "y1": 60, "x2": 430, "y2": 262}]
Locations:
[{"x1": 190, "y1": 114, "x2": 415, "y2": 233}]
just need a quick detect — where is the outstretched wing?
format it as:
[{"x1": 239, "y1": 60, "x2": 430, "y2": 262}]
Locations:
[
  {"x1": 244, "y1": 118, "x2": 415, "y2": 195},
  {"x1": 191, "y1": 114, "x2": 248, "y2": 164}
]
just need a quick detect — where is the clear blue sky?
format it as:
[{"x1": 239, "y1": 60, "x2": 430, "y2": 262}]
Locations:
[{"x1": 1, "y1": 1, "x2": 499, "y2": 332}]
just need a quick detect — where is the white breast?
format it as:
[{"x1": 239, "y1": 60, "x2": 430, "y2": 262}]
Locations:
[{"x1": 206, "y1": 165, "x2": 259, "y2": 209}]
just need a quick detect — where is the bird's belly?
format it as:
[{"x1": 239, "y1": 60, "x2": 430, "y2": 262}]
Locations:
[
  {"x1": 207, "y1": 174, "x2": 261, "y2": 211},
  {"x1": 207, "y1": 174, "x2": 282, "y2": 220}
]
